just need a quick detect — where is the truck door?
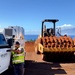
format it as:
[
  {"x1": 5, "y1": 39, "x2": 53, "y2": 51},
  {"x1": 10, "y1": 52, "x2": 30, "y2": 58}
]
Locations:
[{"x1": 0, "y1": 34, "x2": 11, "y2": 74}]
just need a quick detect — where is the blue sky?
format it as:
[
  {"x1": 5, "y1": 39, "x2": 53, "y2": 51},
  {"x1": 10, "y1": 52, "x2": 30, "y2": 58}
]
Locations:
[{"x1": 0, "y1": 0, "x2": 75, "y2": 35}]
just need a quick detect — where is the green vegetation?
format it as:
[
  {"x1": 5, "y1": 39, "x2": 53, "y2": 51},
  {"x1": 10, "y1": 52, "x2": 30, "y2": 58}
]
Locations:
[{"x1": 26, "y1": 39, "x2": 35, "y2": 42}]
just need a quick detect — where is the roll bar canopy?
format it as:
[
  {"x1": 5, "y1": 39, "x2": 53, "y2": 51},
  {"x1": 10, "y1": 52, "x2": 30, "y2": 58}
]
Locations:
[{"x1": 41, "y1": 19, "x2": 59, "y2": 37}]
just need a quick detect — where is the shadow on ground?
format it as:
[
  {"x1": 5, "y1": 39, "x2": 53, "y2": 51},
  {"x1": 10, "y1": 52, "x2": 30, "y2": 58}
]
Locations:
[
  {"x1": 1, "y1": 57, "x2": 75, "y2": 75},
  {"x1": 43, "y1": 56, "x2": 75, "y2": 63},
  {"x1": 1, "y1": 61, "x2": 25, "y2": 75},
  {"x1": 25, "y1": 60, "x2": 67, "y2": 75}
]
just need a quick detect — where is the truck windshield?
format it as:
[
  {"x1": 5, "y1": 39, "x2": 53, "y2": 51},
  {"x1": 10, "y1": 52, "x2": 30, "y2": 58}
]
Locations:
[{"x1": 0, "y1": 34, "x2": 7, "y2": 45}]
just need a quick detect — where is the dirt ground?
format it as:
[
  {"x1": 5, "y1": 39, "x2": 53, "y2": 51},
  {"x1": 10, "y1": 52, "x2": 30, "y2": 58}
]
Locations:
[
  {"x1": 2, "y1": 41, "x2": 75, "y2": 75},
  {"x1": 25, "y1": 41, "x2": 75, "y2": 75},
  {"x1": 25, "y1": 41, "x2": 35, "y2": 52}
]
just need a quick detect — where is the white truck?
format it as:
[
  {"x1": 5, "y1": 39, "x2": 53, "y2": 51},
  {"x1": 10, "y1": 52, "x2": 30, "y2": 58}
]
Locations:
[
  {"x1": 0, "y1": 26, "x2": 25, "y2": 74},
  {"x1": 0, "y1": 33, "x2": 11, "y2": 74},
  {"x1": 3, "y1": 26, "x2": 25, "y2": 40}
]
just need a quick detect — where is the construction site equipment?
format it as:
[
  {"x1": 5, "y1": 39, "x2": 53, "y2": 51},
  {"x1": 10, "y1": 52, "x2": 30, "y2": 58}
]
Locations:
[
  {"x1": 3, "y1": 26, "x2": 25, "y2": 40},
  {"x1": 0, "y1": 26, "x2": 25, "y2": 74},
  {"x1": 35, "y1": 19, "x2": 75, "y2": 60}
]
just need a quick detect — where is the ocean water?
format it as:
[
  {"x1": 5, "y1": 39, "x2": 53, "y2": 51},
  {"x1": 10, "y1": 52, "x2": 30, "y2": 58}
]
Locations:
[
  {"x1": 25, "y1": 35, "x2": 38, "y2": 41},
  {"x1": 25, "y1": 35, "x2": 75, "y2": 41}
]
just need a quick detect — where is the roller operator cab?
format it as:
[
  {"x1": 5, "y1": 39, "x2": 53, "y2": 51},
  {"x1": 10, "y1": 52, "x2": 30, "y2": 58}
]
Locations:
[
  {"x1": 0, "y1": 33, "x2": 11, "y2": 74},
  {"x1": 35, "y1": 19, "x2": 75, "y2": 61}
]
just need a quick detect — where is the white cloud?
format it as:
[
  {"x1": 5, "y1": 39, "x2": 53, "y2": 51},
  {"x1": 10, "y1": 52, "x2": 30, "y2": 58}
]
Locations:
[
  {"x1": 56, "y1": 24, "x2": 75, "y2": 35},
  {"x1": 57, "y1": 24, "x2": 75, "y2": 30},
  {"x1": 25, "y1": 30, "x2": 41, "y2": 35},
  {"x1": 0, "y1": 25, "x2": 1, "y2": 27},
  {"x1": 25, "y1": 24, "x2": 75, "y2": 35},
  {"x1": 0, "y1": 25, "x2": 7, "y2": 28}
]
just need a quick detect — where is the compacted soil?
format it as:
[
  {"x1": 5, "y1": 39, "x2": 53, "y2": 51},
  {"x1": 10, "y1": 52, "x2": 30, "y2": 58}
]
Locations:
[
  {"x1": 25, "y1": 41, "x2": 75, "y2": 75},
  {"x1": 2, "y1": 41, "x2": 75, "y2": 75}
]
